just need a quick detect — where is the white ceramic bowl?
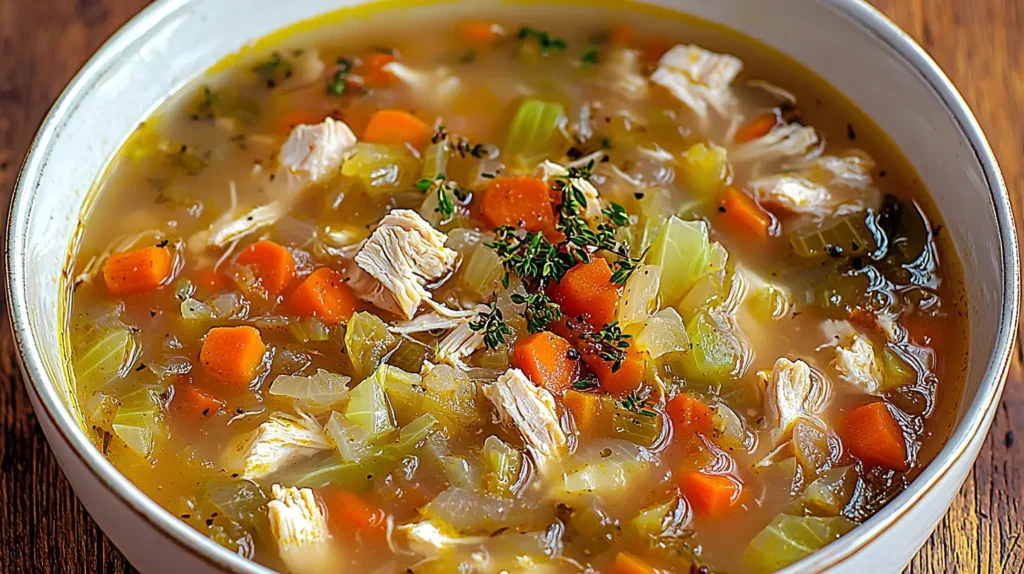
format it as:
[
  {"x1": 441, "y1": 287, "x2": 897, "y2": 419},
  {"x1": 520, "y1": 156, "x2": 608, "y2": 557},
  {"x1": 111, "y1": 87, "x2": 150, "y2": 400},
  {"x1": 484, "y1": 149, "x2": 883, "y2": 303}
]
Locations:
[{"x1": 6, "y1": 0, "x2": 1019, "y2": 572}]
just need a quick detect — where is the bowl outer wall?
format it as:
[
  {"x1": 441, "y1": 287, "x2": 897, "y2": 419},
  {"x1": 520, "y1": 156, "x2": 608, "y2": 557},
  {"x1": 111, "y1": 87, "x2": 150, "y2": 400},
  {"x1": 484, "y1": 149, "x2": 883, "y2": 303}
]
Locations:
[{"x1": 5, "y1": 0, "x2": 1018, "y2": 572}]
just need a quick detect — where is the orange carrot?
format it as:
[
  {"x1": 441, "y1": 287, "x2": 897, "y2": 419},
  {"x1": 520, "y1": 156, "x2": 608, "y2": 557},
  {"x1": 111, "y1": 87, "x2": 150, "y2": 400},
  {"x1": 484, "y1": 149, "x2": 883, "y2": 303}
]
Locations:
[
  {"x1": 612, "y1": 552, "x2": 657, "y2": 574},
  {"x1": 581, "y1": 344, "x2": 646, "y2": 397},
  {"x1": 235, "y1": 240, "x2": 296, "y2": 296},
  {"x1": 323, "y1": 489, "x2": 386, "y2": 538},
  {"x1": 666, "y1": 394, "x2": 715, "y2": 436},
  {"x1": 273, "y1": 110, "x2": 323, "y2": 135},
  {"x1": 460, "y1": 21, "x2": 504, "y2": 44},
  {"x1": 171, "y1": 378, "x2": 225, "y2": 421},
  {"x1": 547, "y1": 258, "x2": 621, "y2": 330},
  {"x1": 512, "y1": 331, "x2": 580, "y2": 395},
  {"x1": 562, "y1": 389, "x2": 605, "y2": 433},
  {"x1": 733, "y1": 114, "x2": 778, "y2": 143},
  {"x1": 676, "y1": 471, "x2": 742, "y2": 517},
  {"x1": 200, "y1": 326, "x2": 267, "y2": 388},
  {"x1": 480, "y1": 176, "x2": 556, "y2": 234},
  {"x1": 719, "y1": 187, "x2": 773, "y2": 239},
  {"x1": 608, "y1": 25, "x2": 633, "y2": 46},
  {"x1": 363, "y1": 109, "x2": 431, "y2": 149},
  {"x1": 842, "y1": 402, "x2": 908, "y2": 471},
  {"x1": 358, "y1": 52, "x2": 397, "y2": 88},
  {"x1": 285, "y1": 267, "x2": 356, "y2": 325},
  {"x1": 102, "y1": 245, "x2": 174, "y2": 295}
]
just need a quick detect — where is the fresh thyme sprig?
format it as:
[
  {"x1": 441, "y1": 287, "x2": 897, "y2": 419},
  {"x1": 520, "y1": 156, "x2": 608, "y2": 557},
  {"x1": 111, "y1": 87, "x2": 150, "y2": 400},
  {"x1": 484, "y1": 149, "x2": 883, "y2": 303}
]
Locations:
[
  {"x1": 620, "y1": 390, "x2": 657, "y2": 417},
  {"x1": 430, "y1": 125, "x2": 489, "y2": 158},
  {"x1": 414, "y1": 173, "x2": 464, "y2": 220},
  {"x1": 485, "y1": 227, "x2": 573, "y2": 290},
  {"x1": 517, "y1": 27, "x2": 567, "y2": 55},
  {"x1": 469, "y1": 302, "x2": 514, "y2": 350},
  {"x1": 572, "y1": 374, "x2": 598, "y2": 391},
  {"x1": 510, "y1": 291, "x2": 563, "y2": 334},
  {"x1": 581, "y1": 321, "x2": 632, "y2": 372}
]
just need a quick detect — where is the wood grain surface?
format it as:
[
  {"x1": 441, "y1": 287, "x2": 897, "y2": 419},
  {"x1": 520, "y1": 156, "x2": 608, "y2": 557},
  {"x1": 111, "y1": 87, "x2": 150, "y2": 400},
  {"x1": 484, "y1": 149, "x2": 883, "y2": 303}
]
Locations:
[{"x1": 0, "y1": 0, "x2": 1021, "y2": 572}]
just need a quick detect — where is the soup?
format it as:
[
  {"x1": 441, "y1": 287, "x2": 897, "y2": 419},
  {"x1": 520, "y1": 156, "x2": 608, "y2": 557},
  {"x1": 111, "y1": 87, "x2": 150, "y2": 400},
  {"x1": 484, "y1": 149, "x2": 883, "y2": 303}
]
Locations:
[{"x1": 67, "y1": 2, "x2": 967, "y2": 572}]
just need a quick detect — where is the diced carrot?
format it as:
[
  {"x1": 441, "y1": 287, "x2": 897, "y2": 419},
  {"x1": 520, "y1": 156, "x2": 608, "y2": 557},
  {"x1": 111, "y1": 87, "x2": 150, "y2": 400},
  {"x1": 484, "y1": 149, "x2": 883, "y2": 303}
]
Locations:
[
  {"x1": 235, "y1": 240, "x2": 296, "y2": 296},
  {"x1": 363, "y1": 109, "x2": 431, "y2": 150},
  {"x1": 581, "y1": 344, "x2": 646, "y2": 397},
  {"x1": 733, "y1": 113, "x2": 778, "y2": 143},
  {"x1": 562, "y1": 388, "x2": 605, "y2": 433},
  {"x1": 358, "y1": 52, "x2": 397, "y2": 88},
  {"x1": 512, "y1": 331, "x2": 580, "y2": 395},
  {"x1": 608, "y1": 25, "x2": 633, "y2": 46},
  {"x1": 272, "y1": 109, "x2": 323, "y2": 135},
  {"x1": 102, "y1": 245, "x2": 174, "y2": 295},
  {"x1": 480, "y1": 176, "x2": 556, "y2": 234},
  {"x1": 718, "y1": 187, "x2": 773, "y2": 239},
  {"x1": 666, "y1": 393, "x2": 715, "y2": 435},
  {"x1": 323, "y1": 489, "x2": 386, "y2": 539},
  {"x1": 842, "y1": 402, "x2": 908, "y2": 471},
  {"x1": 285, "y1": 267, "x2": 356, "y2": 325},
  {"x1": 612, "y1": 551, "x2": 657, "y2": 574},
  {"x1": 676, "y1": 471, "x2": 742, "y2": 517},
  {"x1": 460, "y1": 21, "x2": 504, "y2": 44},
  {"x1": 547, "y1": 258, "x2": 621, "y2": 330},
  {"x1": 200, "y1": 326, "x2": 267, "y2": 388},
  {"x1": 171, "y1": 377, "x2": 225, "y2": 422}
]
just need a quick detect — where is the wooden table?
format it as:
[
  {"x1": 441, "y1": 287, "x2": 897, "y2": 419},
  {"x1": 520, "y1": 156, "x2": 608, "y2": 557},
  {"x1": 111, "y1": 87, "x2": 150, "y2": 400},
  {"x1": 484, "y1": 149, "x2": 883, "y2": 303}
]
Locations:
[{"x1": 0, "y1": 1, "x2": 1020, "y2": 571}]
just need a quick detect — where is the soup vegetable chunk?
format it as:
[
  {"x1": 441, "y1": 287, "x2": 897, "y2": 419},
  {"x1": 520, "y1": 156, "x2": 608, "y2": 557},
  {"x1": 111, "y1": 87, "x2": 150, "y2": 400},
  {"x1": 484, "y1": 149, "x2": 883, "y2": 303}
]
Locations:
[{"x1": 69, "y1": 6, "x2": 966, "y2": 573}]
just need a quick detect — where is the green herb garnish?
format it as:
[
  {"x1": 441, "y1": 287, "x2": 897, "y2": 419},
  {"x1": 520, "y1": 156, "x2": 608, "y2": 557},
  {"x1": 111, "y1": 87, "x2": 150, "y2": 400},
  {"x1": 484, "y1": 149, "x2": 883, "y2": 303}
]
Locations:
[
  {"x1": 518, "y1": 27, "x2": 567, "y2": 55},
  {"x1": 620, "y1": 390, "x2": 657, "y2": 417},
  {"x1": 469, "y1": 302, "x2": 514, "y2": 350},
  {"x1": 582, "y1": 321, "x2": 632, "y2": 372},
  {"x1": 580, "y1": 48, "x2": 600, "y2": 66},
  {"x1": 252, "y1": 52, "x2": 293, "y2": 86},
  {"x1": 415, "y1": 173, "x2": 462, "y2": 219},
  {"x1": 511, "y1": 291, "x2": 563, "y2": 334}
]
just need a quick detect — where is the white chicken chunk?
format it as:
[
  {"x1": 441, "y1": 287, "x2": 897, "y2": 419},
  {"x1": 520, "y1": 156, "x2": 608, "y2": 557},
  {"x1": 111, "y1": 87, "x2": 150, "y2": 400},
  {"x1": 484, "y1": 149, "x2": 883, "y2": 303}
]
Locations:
[
  {"x1": 651, "y1": 44, "x2": 743, "y2": 121},
  {"x1": 400, "y1": 520, "x2": 490, "y2": 557},
  {"x1": 484, "y1": 369, "x2": 568, "y2": 474},
  {"x1": 808, "y1": 151, "x2": 876, "y2": 190},
  {"x1": 536, "y1": 161, "x2": 603, "y2": 224},
  {"x1": 833, "y1": 335, "x2": 884, "y2": 394},
  {"x1": 353, "y1": 209, "x2": 458, "y2": 319},
  {"x1": 434, "y1": 321, "x2": 485, "y2": 370},
  {"x1": 383, "y1": 62, "x2": 461, "y2": 108},
  {"x1": 762, "y1": 358, "x2": 829, "y2": 443},
  {"x1": 730, "y1": 123, "x2": 820, "y2": 164},
  {"x1": 227, "y1": 412, "x2": 332, "y2": 479},
  {"x1": 748, "y1": 174, "x2": 832, "y2": 215},
  {"x1": 267, "y1": 485, "x2": 337, "y2": 574},
  {"x1": 278, "y1": 117, "x2": 357, "y2": 185}
]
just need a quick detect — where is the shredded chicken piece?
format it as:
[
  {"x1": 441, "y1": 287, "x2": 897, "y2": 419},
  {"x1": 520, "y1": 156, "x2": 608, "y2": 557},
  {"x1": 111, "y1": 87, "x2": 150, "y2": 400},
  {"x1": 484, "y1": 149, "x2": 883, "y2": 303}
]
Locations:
[
  {"x1": 352, "y1": 209, "x2": 458, "y2": 320},
  {"x1": 536, "y1": 160, "x2": 603, "y2": 224},
  {"x1": 650, "y1": 44, "x2": 743, "y2": 121},
  {"x1": 747, "y1": 79, "x2": 797, "y2": 105},
  {"x1": 731, "y1": 123, "x2": 820, "y2": 164},
  {"x1": 748, "y1": 175, "x2": 832, "y2": 215},
  {"x1": 267, "y1": 485, "x2": 337, "y2": 574},
  {"x1": 833, "y1": 335, "x2": 884, "y2": 394},
  {"x1": 278, "y1": 117, "x2": 357, "y2": 185},
  {"x1": 484, "y1": 369, "x2": 567, "y2": 473},
  {"x1": 400, "y1": 520, "x2": 490, "y2": 557},
  {"x1": 599, "y1": 48, "x2": 649, "y2": 101},
  {"x1": 383, "y1": 62, "x2": 461, "y2": 107},
  {"x1": 761, "y1": 358, "x2": 829, "y2": 442},
  {"x1": 434, "y1": 320, "x2": 485, "y2": 370},
  {"x1": 806, "y1": 151, "x2": 876, "y2": 190},
  {"x1": 227, "y1": 412, "x2": 332, "y2": 479},
  {"x1": 390, "y1": 312, "x2": 466, "y2": 334}
]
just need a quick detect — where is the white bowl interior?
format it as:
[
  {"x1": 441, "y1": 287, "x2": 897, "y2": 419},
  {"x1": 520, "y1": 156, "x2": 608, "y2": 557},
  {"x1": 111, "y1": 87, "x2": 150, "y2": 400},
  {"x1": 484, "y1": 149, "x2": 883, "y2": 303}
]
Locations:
[{"x1": 9, "y1": 0, "x2": 1016, "y2": 571}]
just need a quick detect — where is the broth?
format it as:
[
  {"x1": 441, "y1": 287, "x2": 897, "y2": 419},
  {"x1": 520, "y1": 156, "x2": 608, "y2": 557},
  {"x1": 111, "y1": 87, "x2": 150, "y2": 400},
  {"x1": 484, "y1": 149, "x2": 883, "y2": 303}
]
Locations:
[{"x1": 67, "y1": 2, "x2": 967, "y2": 572}]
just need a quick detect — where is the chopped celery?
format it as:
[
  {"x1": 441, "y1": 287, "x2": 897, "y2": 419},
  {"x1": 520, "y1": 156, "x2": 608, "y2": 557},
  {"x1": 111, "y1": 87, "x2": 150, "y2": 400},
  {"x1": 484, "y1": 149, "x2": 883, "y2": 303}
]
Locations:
[
  {"x1": 632, "y1": 187, "x2": 674, "y2": 257},
  {"x1": 459, "y1": 243, "x2": 503, "y2": 298},
  {"x1": 679, "y1": 142, "x2": 730, "y2": 198},
  {"x1": 268, "y1": 369, "x2": 350, "y2": 411},
  {"x1": 327, "y1": 411, "x2": 374, "y2": 462},
  {"x1": 631, "y1": 500, "x2": 677, "y2": 538},
  {"x1": 111, "y1": 387, "x2": 163, "y2": 456},
  {"x1": 345, "y1": 311, "x2": 398, "y2": 379},
  {"x1": 388, "y1": 338, "x2": 429, "y2": 374},
  {"x1": 74, "y1": 324, "x2": 138, "y2": 391},
  {"x1": 203, "y1": 479, "x2": 268, "y2": 528},
  {"x1": 683, "y1": 311, "x2": 739, "y2": 380},
  {"x1": 421, "y1": 142, "x2": 450, "y2": 181},
  {"x1": 883, "y1": 346, "x2": 917, "y2": 388},
  {"x1": 381, "y1": 365, "x2": 485, "y2": 434},
  {"x1": 791, "y1": 214, "x2": 875, "y2": 258},
  {"x1": 180, "y1": 298, "x2": 214, "y2": 321},
  {"x1": 635, "y1": 307, "x2": 689, "y2": 359},
  {"x1": 745, "y1": 514, "x2": 856, "y2": 571},
  {"x1": 341, "y1": 142, "x2": 421, "y2": 196},
  {"x1": 748, "y1": 284, "x2": 792, "y2": 321},
  {"x1": 801, "y1": 466, "x2": 857, "y2": 516},
  {"x1": 505, "y1": 98, "x2": 565, "y2": 170},
  {"x1": 287, "y1": 318, "x2": 331, "y2": 342},
  {"x1": 617, "y1": 264, "x2": 661, "y2": 328},
  {"x1": 646, "y1": 217, "x2": 711, "y2": 306},
  {"x1": 344, "y1": 371, "x2": 397, "y2": 438},
  {"x1": 481, "y1": 436, "x2": 524, "y2": 497},
  {"x1": 611, "y1": 407, "x2": 664, "y2": 448}
]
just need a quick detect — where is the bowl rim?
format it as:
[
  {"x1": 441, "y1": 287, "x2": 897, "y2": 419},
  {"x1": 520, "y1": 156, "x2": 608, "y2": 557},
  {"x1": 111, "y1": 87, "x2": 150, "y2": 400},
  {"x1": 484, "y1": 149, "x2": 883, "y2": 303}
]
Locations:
[{"x1": 5, "y1": 0, "x2": 1019, "y2": 572}]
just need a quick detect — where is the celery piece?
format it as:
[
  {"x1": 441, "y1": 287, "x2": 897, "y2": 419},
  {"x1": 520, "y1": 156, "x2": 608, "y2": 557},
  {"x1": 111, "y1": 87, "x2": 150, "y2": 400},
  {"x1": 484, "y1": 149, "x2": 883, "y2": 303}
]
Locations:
[
  {"x1": 345, "y1": 311, "x2": 398, "y2": 379},
  {"x1": 481, "y1": 436, "x2": 524, "y2": 497},
  {"x1": 611, "y1": 407, "x2": 664, "y2": 448},
  {"x1": 74, "y1": 325, "x2": 137, "y2": 390},
  {"x1": 344, "y1": 371, "x2": 397, "y2": 439},
  {"x1": 801, "y1": 466, "x2": 857, "y2": 516},
  {"x1": 790, "y1": 214, "x2": 876, "y2": 258},
  {"x1": 680, "y1": 142, "x2": 730, "y2": 198},
  {"x1": 505, "y1": 98, "x2": 565, "y2": 170},
  {"x1": 745, "y1": 514, "x2": 856, "y2": 571},
  {"x1": 631, "y1": 500, "x2": 676, "y2": 538},
  {"x1": 204, "y1": 479, "x2": 268, "y2": 528},
  {"x1": 749, "y1": 284, "x2": 792, "y2": 321},
  {"x1": 341, "y1": 142, "x2": 421, "y2": 196},
  {"x1": 646, "y1": 216, "x2": 711, "y2": 306},
  {"x1": 882, "y1": 346, "x2": 917, "y2": 388},
  {"x1": 421, "y1": 142, "x2": 450, "y2": 181},
  {"x1": 287, "y1": 317, "x2": 330, "y2": 343},
  {"x1": 382, "y1": 365, "x2": 485, "y2": 434},
  {"x1": 684, "y1": 311, "x2": 739, "y2": 380},
  {"x1": 111, "y1": 387, "x2": 163, "y2": 456},
  {"x1": 388, "y1": 338, "x2": 429, "y2": 374}
]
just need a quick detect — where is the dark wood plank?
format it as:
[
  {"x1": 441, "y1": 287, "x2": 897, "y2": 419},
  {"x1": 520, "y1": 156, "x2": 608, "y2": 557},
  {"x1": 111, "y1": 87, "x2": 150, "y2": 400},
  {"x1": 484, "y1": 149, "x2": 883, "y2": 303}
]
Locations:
[{"x1": 0, "y1": 0, "x2": 1019, "y2": 572}]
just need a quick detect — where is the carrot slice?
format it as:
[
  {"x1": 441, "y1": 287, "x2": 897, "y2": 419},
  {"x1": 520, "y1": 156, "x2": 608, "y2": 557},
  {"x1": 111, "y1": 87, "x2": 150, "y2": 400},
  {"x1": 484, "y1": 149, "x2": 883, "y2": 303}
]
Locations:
[
  {"x1": 581, "y1": 344, "x2": 645, "y2": 397},
  {"x1": 102, "y1": 245, "x2": 174, "y2": 295},
  {"x1": 358, "y1": 52, "x2": 397, "y2": 88},
  {"x1": 363, "y1": 109, "x2": 431, "y2": 149},
  {"x1": 718, "y1": 187, "x2": 773, "y2": 239},
  {"x1": 612, "y1": 552, "x2": 657, "y2": 574},
  {"x1": 666, "y1": 393, "x2": 714, "y2": 435},
  {"x1": 547, "y1": 258, "x2": 621, "y2": 330},
  {"x1": 235, "y1": 240, "x2": 296, "y2": 295},
  {"x1": 733, "y1": 113, "x2": 778, "y2": 143},
  {"x1": 842, "y1": 402, "x2": 908, "y2": 471},
  {"x1": 200, "y1": 326, "x2": 266, "y2": 388},
  {"x1": 608, "y1": 25, "x2": 633, "y2": 46},
  {"x1": 323, "y1": 489, "x2": 386, "y2": 539},
  {"x1": 562, "y1": 389, "x2": 605, "y2": 433},
  {"x1": 171, "y1": 377, "x2": 225, "y2": 422},
  {"x1": 285, "y1": 267, "x2": 356, "y2": 325},
  {"x1": 480, "y1": 176, "x2": 556, "y2": 234},
  {"x1": 676, "y1": 471, "x2": 742, "y2": 517},
  {"x1": 460, "y1": 21, "x2": 504, "y2": 44},
  {"x1": 273, "y1": 110, "x2": 323, "y2": 135},
  {"x1": 512, "y1": 331, "x2": 580, "y2": 395}
]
